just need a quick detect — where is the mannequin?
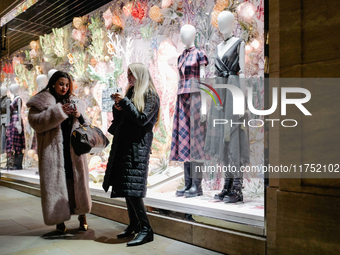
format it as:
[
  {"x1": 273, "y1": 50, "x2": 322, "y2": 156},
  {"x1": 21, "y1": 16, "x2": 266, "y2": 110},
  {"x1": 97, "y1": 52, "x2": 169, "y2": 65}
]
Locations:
[
  {"x1": 1, "y1": 87, "x2": 11, "y2": 155},
  {"x1": 48, "y1": 69, "x2": 58, "y2": 79},
  {"x1": 171, "y1": 24, "x2": 209, "y2": 198},
  {"x1": 36, "y1": 74, "x2": 48, "y2": 92},
  {"x1": 6, "y1": 84, "x2": 25, "y2": 170},
  {"x1": 29, "y1": 75, "x2": 48, "y2": 153},
  {"x1": 204, "y1": 11, "x2": 249, "y2": 203}
]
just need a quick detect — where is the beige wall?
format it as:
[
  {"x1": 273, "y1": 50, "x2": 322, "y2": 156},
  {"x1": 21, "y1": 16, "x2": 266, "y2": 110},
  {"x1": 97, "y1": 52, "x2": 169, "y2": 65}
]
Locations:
[{"x1": 268, "y1": 0, "x2": 340, "y2": 254}]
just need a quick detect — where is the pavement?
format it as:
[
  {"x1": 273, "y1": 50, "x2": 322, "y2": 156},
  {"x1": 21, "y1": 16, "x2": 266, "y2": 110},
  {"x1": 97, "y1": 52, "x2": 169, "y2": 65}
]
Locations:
[{"x1": 0, "y1": 185, "x2": 223, "y2": 255}]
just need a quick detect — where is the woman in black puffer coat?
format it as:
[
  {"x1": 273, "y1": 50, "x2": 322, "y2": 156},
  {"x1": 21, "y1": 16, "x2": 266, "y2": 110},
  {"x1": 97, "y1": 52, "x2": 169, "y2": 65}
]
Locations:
[{"x1": 103, "y1": 63, "x2": 160, "y2": 247}]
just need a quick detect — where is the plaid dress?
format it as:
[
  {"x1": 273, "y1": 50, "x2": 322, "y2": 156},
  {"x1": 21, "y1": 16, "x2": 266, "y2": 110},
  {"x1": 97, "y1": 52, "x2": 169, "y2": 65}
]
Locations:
[
  {"x1": 170, "y1": 47, "x2": 208, "y2": 162},
  {"x1": 6, "y1": 97, "x2": 25, "y2": 153}
]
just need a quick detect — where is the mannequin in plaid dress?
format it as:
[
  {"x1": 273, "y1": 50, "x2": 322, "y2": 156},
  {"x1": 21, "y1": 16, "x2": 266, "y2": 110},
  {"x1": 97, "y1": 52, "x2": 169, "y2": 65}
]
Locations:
[
  {"x1": 6, "y1": 84, "x2": 25, "y2": 170},
  {"x1": 170, "y1": 25, "x2": 208, "y2": 198}
]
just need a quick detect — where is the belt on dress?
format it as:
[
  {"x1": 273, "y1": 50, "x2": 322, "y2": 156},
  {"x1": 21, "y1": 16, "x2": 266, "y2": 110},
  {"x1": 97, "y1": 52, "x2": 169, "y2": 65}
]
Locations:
[{"x1": 217, "y1": 70, "x2": 238, "y2": 78}]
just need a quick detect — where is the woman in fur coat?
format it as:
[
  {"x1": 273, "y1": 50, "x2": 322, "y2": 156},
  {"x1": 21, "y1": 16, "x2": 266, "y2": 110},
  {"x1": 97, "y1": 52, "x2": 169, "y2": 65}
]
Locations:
[
  {"x1": 103, "y1": 63, "x2": 160, "y2": 246},
  {"x1": 27, "y1": 71, "x2": 92, "y2": 233}
]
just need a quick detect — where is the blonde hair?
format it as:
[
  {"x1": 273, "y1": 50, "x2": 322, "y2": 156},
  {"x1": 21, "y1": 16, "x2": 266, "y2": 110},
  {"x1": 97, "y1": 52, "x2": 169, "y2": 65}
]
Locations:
[{"x1": 127, "y1": 63, "x2": 158, "y2": 112}]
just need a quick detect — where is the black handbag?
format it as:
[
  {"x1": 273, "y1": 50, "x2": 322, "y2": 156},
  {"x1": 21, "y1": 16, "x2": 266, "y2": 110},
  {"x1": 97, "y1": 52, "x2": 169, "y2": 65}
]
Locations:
[{"x1": 71, "y1": 124, "x2": 109, "y2": 156}]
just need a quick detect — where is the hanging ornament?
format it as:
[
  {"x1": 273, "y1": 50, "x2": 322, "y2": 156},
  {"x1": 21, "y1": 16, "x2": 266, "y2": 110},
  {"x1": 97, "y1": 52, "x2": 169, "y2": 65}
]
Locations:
[
  {"x1": 211, "y1": 10, "x2": 221, "y2": 29},
  {"x1": 214, "y1": 0, "x2": 229, "y2": 12},
  {"x1": 149, "y1": 6, "x2": 163, "y2": 22},
  {"x1": 162, "y1": 0, "x2": 173, "y2": 9}
]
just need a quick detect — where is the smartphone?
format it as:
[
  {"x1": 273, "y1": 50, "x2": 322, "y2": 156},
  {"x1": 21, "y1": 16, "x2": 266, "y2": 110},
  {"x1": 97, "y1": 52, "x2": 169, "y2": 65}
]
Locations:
[
  {"x1": 111, "y1": 87, "x2": 122, "y2": 100},
  {"x1": 70, "y1": 99, "x2": 79, "y2": 110}
]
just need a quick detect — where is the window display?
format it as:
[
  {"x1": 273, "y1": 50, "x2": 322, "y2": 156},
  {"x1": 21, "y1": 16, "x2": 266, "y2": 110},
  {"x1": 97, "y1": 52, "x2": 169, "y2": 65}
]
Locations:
[{"x1": 0, "y1": 0, "x2": 265, "y2": 230}]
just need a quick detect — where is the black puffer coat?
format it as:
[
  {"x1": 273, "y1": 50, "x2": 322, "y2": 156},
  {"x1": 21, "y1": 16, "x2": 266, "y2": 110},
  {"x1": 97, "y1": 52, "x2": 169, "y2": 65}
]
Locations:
[{"x1": 103, "y1": 87, "x2": 160, "y2": 198}]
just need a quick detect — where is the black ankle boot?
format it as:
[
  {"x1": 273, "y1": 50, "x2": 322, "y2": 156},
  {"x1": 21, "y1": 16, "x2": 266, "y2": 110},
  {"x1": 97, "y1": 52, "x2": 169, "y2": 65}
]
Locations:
[
  {"x1": 126, "y1": 227, "x2": 154, "y2": 246},
  {"x1": 176, "y1": 162, "x2": 192, "y2": 196},
  {"x1": 13, "y1": 153, "x2": 23, "y2": 170},
  {"x1": 223, "y1": 178, "x2": 243, "y2": 203},
  {"x1": 214, "y1": 178, "x2": 233, "y2": 200},
  {"x1": 126, "y1": 197, "x2": 154, "y2": 246},
  {"x1": 184, "y1": 162, "x2": 203, "y2": 198}
]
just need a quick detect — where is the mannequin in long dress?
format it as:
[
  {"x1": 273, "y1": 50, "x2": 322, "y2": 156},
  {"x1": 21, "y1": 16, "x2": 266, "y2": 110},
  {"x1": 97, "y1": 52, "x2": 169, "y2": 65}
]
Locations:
[
  {"x1": 171, "y1": 25, "x2": 209, "y2": 197},
  {"x1": 0, "y1": 87, "x2": 10, "y2": 155},
  {"x1": 205, "y1": 11, "x2": 249, "y2": 203},
  {"x1": 6, "y1": 84, "x2": 25, "y2": 170},
  {"x1": 30, "y1": 75, "x2": 48, "y2": 152}
]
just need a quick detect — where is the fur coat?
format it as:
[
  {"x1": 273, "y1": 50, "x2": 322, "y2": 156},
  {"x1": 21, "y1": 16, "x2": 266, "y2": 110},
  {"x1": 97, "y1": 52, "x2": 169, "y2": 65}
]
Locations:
[{"x1": 27, "y1": 91, "x2": 92, "y2": 225}]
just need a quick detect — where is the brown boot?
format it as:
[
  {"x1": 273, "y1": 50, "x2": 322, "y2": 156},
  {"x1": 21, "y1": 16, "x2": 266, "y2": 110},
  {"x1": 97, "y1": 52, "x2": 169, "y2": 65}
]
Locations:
[{"x1": 78, "y1": 214, "x2": 88, "y2": 231}]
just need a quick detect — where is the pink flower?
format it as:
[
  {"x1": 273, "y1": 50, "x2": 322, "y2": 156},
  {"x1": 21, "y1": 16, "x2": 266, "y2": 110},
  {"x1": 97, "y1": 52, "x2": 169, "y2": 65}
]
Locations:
[
  {"x1": 103, "y1": 8, "x2": 113, "y2": 29},
  {"x1": 29, "y1": 49, "x2": 37, "y2": 59},
  {"x1": 72, "y1": 29, "x2": 86, "y2": 45}
]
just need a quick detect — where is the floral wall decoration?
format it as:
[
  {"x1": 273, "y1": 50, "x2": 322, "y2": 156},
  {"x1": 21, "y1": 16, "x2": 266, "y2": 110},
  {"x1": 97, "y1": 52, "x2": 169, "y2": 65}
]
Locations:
[{"x1": 1, "y1": 0, "x2": 265, "y2": 195}]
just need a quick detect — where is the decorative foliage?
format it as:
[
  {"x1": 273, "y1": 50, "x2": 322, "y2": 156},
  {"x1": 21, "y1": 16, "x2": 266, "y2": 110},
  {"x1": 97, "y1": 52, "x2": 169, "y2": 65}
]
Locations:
[
  {"x1": 40, "y1": 28, "x2": 68, "y2": 66},
  {"x1": 2, "y1": 63, "x2": 13, "y2": 74},
  {"x1": 88, "y1": 17, "x2": 105, "y2": 62},
  {"x1": 197, "y1": 8, "x2": 215, "y2": 47},
  {"x1": 69, "y1": 51, "x2": 87, "y2": 81},
  {"x1": 238, "y1": 19, "x2": 258, "y2": 43},
  {"x1": 160, "y1": 0, "x2": 183, "y2": 21},
  {"x1": 87, "y1": 65, "x2": 113, "y2": 87},
  {"x1": 14, "y1": 63, "x2": 35, "y2": 96},
  {"x1": 141, "y1": 25, "x2": 153, "y2": 39},
  {"x1": 131, "y1": 2, "x2": 147, "y2": 22}
]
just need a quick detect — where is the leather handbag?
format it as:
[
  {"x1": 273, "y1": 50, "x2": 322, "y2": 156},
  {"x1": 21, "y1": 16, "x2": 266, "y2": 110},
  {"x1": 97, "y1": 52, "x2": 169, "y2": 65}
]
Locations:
[{"x1": 71, "y1": 124, "x2": 109, "y2": 156}]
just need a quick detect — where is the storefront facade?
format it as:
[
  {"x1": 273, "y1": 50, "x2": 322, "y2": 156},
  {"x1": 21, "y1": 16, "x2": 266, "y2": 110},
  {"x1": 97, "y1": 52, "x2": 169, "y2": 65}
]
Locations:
[{"x1": 1, "y1": 0, "x2": 339, "y2": 254}]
